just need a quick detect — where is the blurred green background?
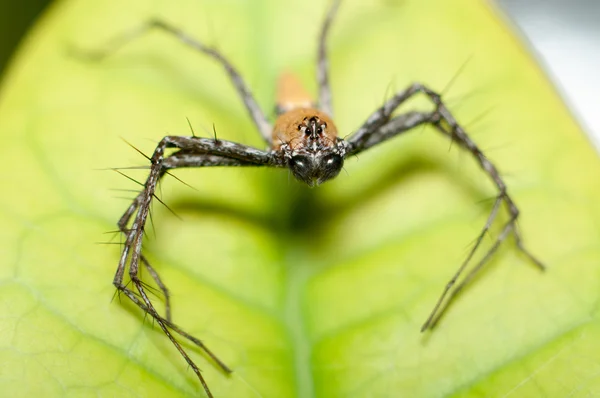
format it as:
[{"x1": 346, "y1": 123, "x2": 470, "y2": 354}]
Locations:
[{"x1": 0, "y1": 0, "x2": 52, "y2": 75}]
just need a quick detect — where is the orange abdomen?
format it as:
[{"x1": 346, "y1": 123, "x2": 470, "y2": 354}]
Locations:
[{"x1": 272, "y1": 72, "x2": 338, "y2": 150}]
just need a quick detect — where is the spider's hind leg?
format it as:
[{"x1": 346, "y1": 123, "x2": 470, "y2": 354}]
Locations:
[
  {"x1": 140, "y1": 255, "x2": 172, "y2": 322},
  {"x1": 79, "y1": 19, "x2": 272, "y2": 144}
]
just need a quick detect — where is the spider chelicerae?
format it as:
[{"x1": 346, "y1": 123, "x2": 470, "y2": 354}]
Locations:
[{"x1": 91, "y1": 1, "x2": 545, "y2": 396}]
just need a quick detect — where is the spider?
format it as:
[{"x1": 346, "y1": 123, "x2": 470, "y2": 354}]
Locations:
[{"x1": 90, "y1": 1, "x2": 545, "y2": 396}]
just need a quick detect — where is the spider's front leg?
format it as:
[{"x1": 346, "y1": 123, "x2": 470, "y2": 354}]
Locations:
[
  {"x1": 346, "y1": 83, "x2": 545, "y2": 331},
  {"x1": 114, "y1": 136, "x2": 275, "y2": 397}
]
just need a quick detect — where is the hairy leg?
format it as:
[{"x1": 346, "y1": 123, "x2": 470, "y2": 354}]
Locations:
[
  {"x1": 346, "y1": 84, "x2": 545, "y2": 331},
  {"x1": 114, "y1": 138, "x2": 274, "y2": 396}
]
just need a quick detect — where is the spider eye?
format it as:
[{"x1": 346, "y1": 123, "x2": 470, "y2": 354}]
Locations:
[
  {"x1": 318, "y1": 154, "x2": 343, "y2": 183},
  {"x1": 288, "y1": 154, "x2": 343, "y2": 186},
  {"x1": 289, "y1": 155, "x2": 315, "y2": 185},
  {"x1": 323, "y1": 154, "x2": 342, "y2": 169},
  {"x1": 289, "y1": 155, "x2": 309, "y2": 170}
]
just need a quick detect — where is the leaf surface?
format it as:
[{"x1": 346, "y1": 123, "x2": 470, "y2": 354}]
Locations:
[{"x1": 1, "y1": 0, "x2": 599, "y2": 397}]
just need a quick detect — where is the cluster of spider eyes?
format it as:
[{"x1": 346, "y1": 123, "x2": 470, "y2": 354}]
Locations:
[
  {"x1": 300, "y1": 124, "x2": 326, "y2": 136},
  {"x1": 298, "y1": 117, "x2": 327, "y2": 135}
]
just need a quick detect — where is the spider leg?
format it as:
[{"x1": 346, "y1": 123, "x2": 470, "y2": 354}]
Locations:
[
  {"x1": 121, "y1": 280, "x2": 216, "y2": 397},
  {"x1": 427, "y1": 213, "x2": 515, "y2": 329},
  {"x1": 348, "y1": 110, "x2": 434, "y2": 152},
  {"x1": 140, "y1": 255, "x2": 172, "y2": 322},
  {"x1": 346, "y1": 83, "x2": 429, "y2": 152},
  {"x1": 317, "y1": 0, "x2": 342, "y2": 117},
  {"x1": 420, "y1": 194, "x2": 503, "y2": 330},
  {"x1": 113, "y1": 136, "x2": 276, "y2": 396},
  {"x1": 114, "y1": 174, "x2": 174, "y2": 316},
  {"x1": 84, "y1": 21, "x2": 272, "y2": 144},
  {"x1": 345, "y1": 83, "x2": 545, "y2": 331}
]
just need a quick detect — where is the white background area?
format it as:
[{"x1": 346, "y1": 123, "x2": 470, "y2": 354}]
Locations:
[{"x1": 497, "y1": 0, "x2": 600, "y2": 152}]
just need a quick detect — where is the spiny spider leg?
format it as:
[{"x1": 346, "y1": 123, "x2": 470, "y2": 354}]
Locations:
[
  {"x1": 428, "y1": 212, "x2": 516, "y2": 329},
  {"x1": 124, "y1": 279, "x2": 214, "y2": 396},
  {"x1": 420, "y1": 193, "x2": 504, "y2": 330},
  {"x1": 317, "y1": 0, "x2": 341, "y2": 116},
  {"x1": 114, "y1": 150, "x2": 265, "y2": 334},
  {"x1": 346, "y1": 83, "x2": 545, "y2": 331},
  {"x1": 140, "y1": 255, "x2": 171, "y2": 322},
  {"x1": 350, "y1": 111, "x2": 434, "y2": 151},
  {"x1": 113, "y1": 137, "x2": 275, "y2": 396},
  {"x1": 86, "y1": 20, "x2": 272, "y2": 144},
  {"x1": 117, "y1": 281, "x2": 233, "y2": 372},
  {"x1": 347, "y1": 83, "x2": 435, "y2": 152}
]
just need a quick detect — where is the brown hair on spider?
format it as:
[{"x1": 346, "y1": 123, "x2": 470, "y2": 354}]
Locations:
[{"x1": 272, "y1": 72, "x2": 346, "y2": 186}]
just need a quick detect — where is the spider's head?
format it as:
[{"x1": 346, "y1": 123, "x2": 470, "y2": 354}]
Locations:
[
  {"x1": 272, "y1": 108, "x2": 348, "y2": 186},
  {"x1": 289, "y1": 150, "x2": 344, "y2": 186}
]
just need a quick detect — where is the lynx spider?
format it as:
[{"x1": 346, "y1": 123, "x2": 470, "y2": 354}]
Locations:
[{"x1": 93, "y1": 1, "x2": 545, "y2": 396}]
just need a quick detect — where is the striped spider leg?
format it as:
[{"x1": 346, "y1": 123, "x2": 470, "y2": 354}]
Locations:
[
  {"x1": 114, "y1": 138, "x2": 282, "y2": 397},
  {"x1": 345, "y1": 84, "x2": 546, "y2": 330}
]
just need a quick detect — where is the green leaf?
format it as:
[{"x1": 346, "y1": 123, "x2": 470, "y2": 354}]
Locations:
[{"x1": 1, "y1": 0, "x2": 599, "y2": 397}]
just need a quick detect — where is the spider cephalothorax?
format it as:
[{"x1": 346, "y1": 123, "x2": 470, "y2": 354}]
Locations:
[
  {"x1": 273, "y1": 106, "x2": 347, "y2": 185},
  {"x1": 96, "y1": 1, "x2": 545, "y2": 396}
]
